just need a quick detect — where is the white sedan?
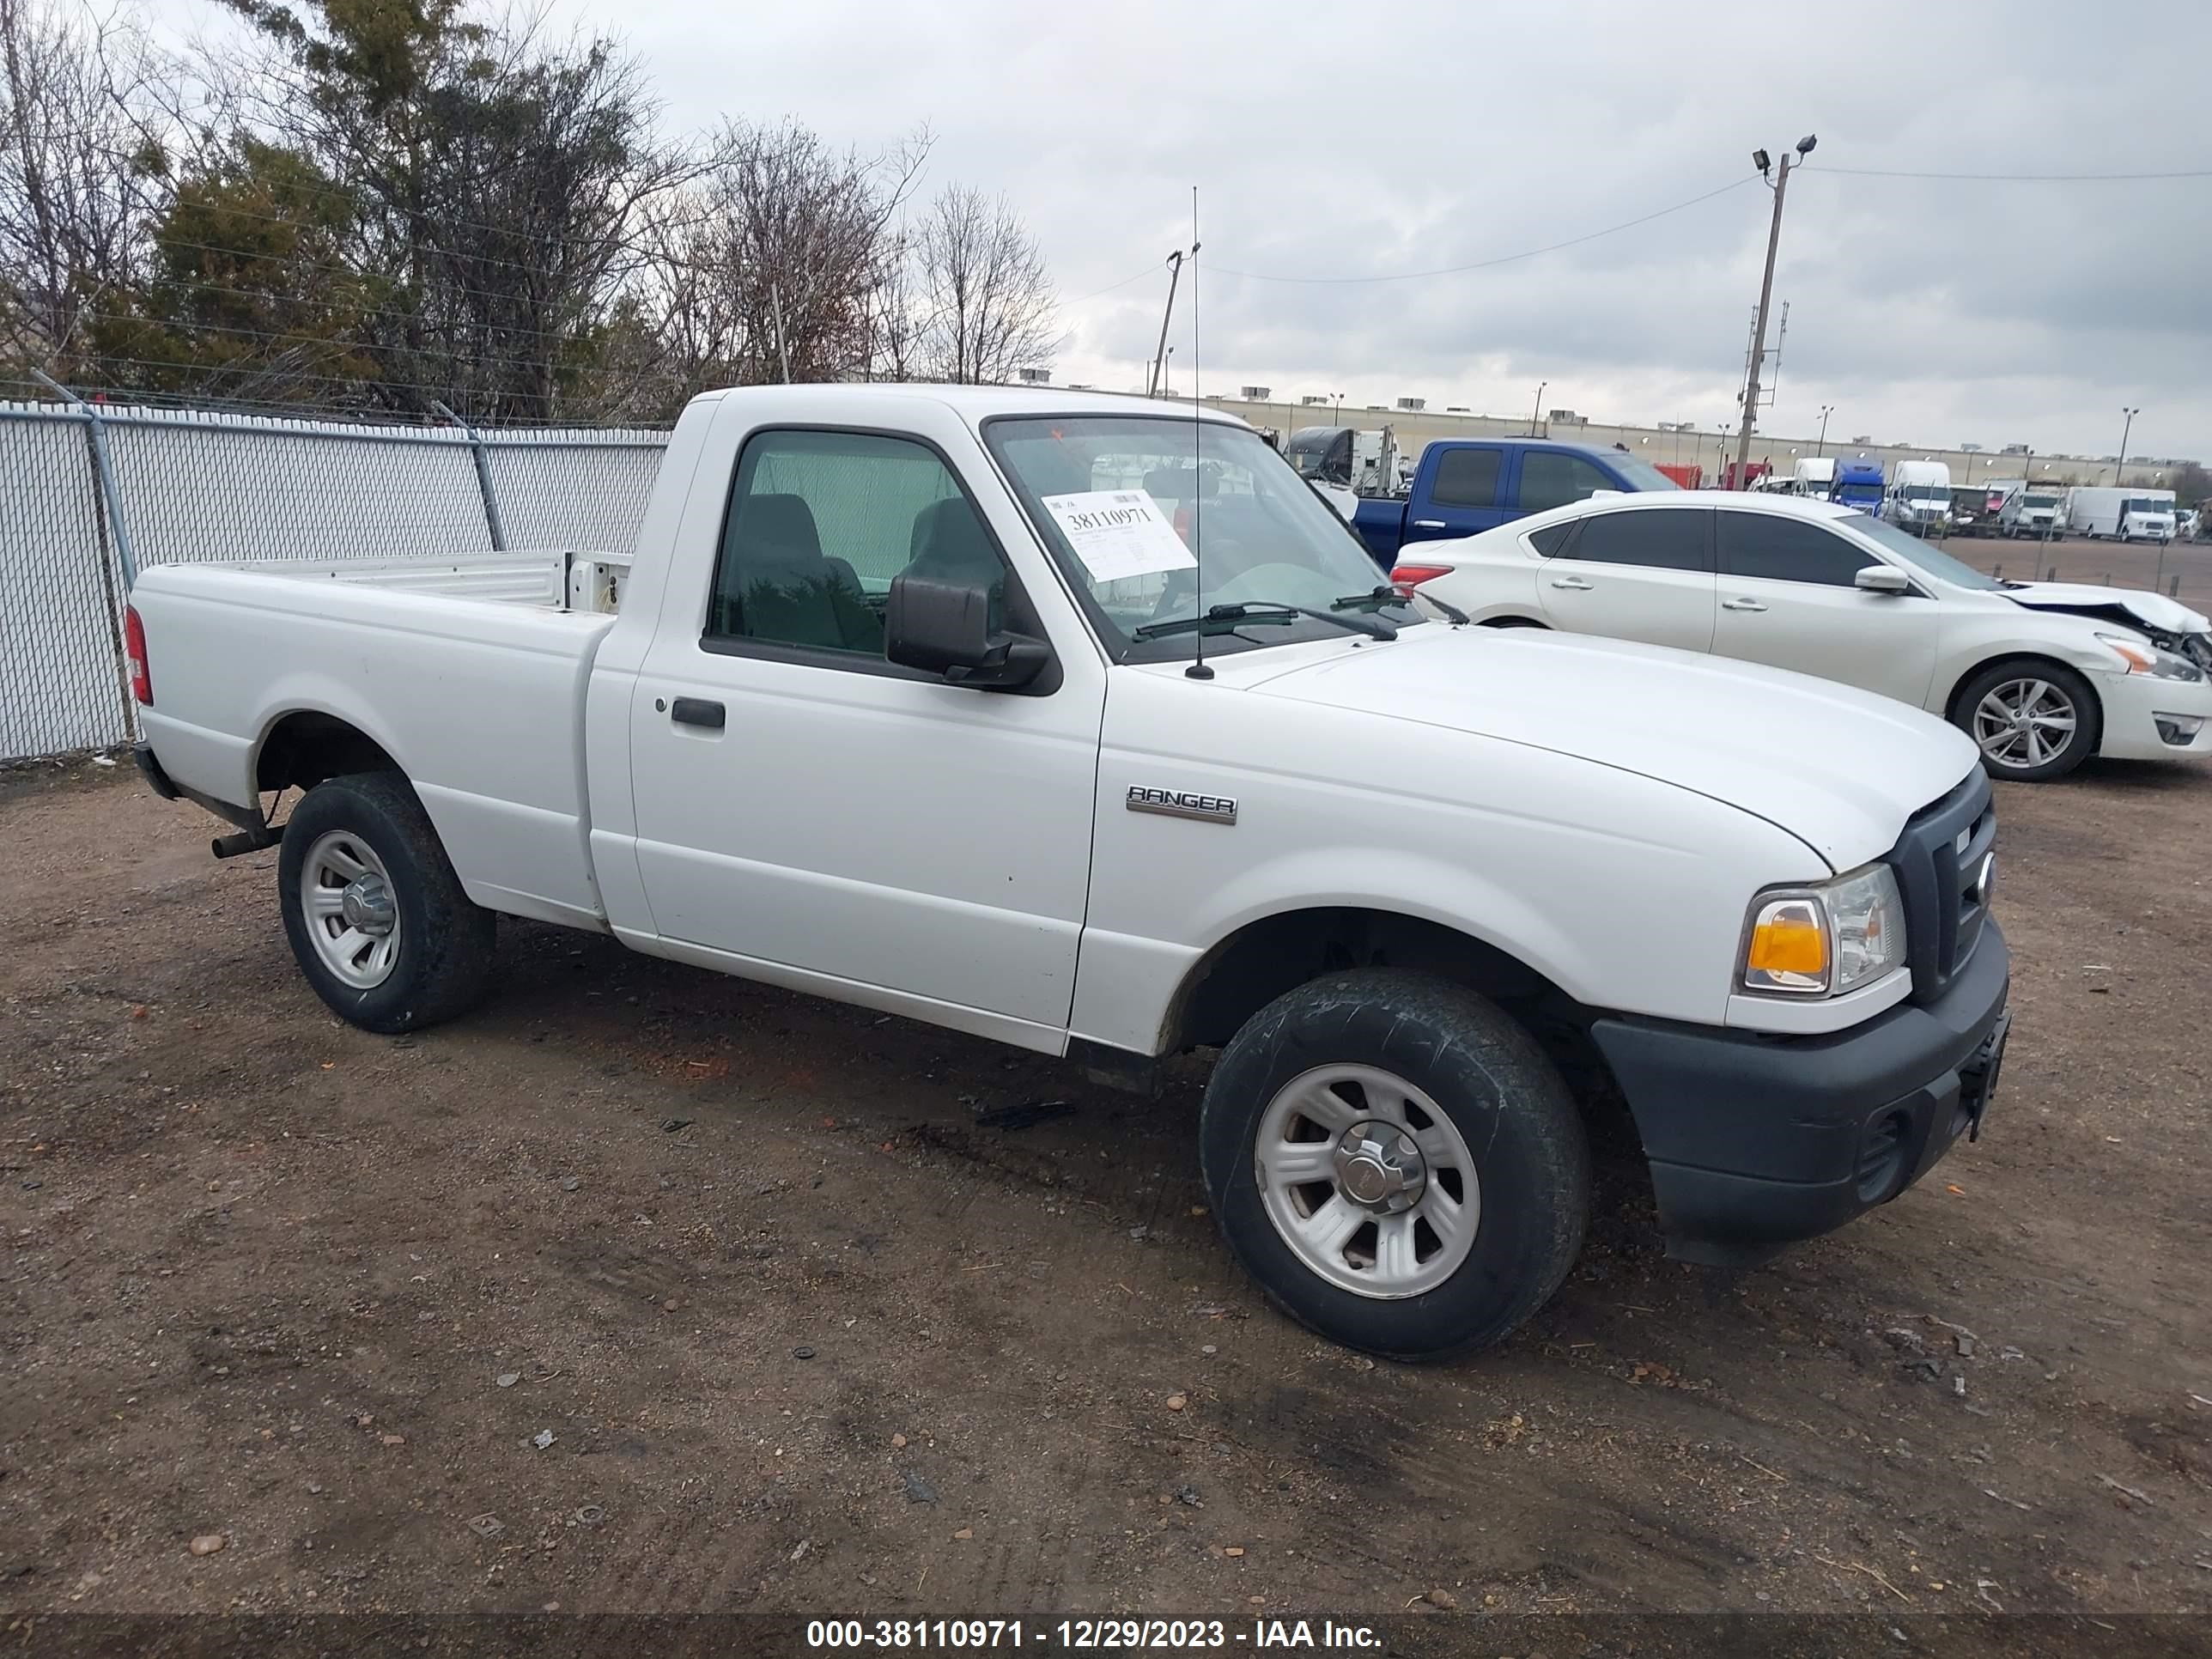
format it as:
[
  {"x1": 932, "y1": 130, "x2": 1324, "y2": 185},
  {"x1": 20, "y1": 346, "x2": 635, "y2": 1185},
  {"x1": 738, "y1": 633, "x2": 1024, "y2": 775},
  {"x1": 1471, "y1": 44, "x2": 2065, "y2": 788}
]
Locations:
[{"x1": 1390, "y1": 491, "x2": 2212, "y2": 781}]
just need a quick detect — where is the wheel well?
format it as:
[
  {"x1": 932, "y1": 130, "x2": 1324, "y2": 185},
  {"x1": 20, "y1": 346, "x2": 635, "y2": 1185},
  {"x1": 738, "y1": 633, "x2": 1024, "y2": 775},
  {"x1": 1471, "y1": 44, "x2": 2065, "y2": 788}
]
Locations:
[
  {"x1": 1480, "y1": 615, "x2": 1548, "y2": 629},
  {"x1": 1164, "y1": 907, "x2": 1634, "y2": 1148},
  {"x1": 255, "y1": 712, "x2": 400, "y2": 794},
  {"x1": 1943, "y1": 653, "x2": 2105, "y2": 741}
]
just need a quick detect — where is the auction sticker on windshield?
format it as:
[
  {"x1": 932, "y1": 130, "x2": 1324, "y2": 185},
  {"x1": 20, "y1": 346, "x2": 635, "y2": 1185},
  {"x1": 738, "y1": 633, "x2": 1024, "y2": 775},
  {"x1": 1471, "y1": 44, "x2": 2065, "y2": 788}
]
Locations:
[{"x1": 1042, "y1": 490, "x2": 1197, "y2": 583}]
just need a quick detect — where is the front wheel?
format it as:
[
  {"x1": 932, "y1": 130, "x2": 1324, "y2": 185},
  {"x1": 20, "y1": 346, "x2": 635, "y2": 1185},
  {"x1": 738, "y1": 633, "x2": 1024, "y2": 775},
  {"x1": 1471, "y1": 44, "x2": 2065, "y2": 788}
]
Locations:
[
  {"x1": 1199, "y1": 969, "x2": 1590, "y2": 1361},
  {"x1": 278, "y1": 771, "x2": 498, "y2": 1032},
  {"x1": 1954, "y1": 660, "x2": 2100, "y2": 782}
]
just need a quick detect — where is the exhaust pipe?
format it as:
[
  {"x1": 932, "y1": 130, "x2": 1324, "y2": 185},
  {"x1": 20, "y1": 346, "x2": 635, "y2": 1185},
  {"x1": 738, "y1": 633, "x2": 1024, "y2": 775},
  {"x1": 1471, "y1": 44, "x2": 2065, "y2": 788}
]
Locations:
[{"x1": 211, "y1": 824, "x2": 283, "y2": 860}]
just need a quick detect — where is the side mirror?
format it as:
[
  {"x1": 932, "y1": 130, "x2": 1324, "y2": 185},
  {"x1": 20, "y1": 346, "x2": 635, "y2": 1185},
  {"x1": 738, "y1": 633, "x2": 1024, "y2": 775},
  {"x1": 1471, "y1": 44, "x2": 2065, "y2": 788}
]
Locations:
[
  {"x1": 884, "y1": 570, "x2": 1048, "y2": 690},
  {"x1": 1856, "y1": 565, "x2": 1912, "y2": 595}
]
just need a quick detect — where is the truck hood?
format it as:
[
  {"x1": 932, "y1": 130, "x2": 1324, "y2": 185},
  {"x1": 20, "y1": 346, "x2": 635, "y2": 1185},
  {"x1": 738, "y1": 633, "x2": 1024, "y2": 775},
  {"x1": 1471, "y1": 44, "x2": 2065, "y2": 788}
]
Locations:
[
  {"x1": 1244, "y1": 628, "x2": 1977, "y2": 871},
  {"x1": 2004, "y1": 583, "x2": 2209, "y2": 635}
]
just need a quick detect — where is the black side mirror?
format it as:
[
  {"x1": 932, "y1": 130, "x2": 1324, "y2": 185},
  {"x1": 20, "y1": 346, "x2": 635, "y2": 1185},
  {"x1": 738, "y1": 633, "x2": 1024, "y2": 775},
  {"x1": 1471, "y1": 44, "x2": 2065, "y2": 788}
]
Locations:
[{"x1": 885, "y1": 571, "x2": 1048, "y2": 690}]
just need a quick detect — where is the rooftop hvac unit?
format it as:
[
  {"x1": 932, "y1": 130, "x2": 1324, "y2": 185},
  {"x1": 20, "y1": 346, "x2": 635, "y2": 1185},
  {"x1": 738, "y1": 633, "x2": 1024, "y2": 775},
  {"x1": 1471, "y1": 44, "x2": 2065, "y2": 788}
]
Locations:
[
  {"x1": 1239, "y1": 386, "x2": 1273, "y2": 400},
  {"x1": 1016, "y1": 368, "x2": 1051, "y2": 385},
  {"x1": 1300, "y1": 394, "x2": 1331, "y2": 405},
  {"x1": 1547, "y1": 409, "x2": 1587, "y2": 426},
  {"x1": 1395, "y1": 397, "x2": 1426, "y2": 411}
]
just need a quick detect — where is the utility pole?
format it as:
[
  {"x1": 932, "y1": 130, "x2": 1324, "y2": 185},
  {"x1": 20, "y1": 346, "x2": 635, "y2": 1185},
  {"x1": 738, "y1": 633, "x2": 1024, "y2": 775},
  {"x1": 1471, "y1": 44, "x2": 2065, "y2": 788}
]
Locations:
[
  {"x1": 1735, "y1": 137, "x2": 1815, "y2": 487},
  {"x1": 2117, "y1": 407, "x2": 2138, "y2": 484},
  {"x1": 1146, "y1": 251, "x2": 1188, "y2": 398},
  {"x1": 1528, "y1": 380, "x2": 1547, "y2": 437},
  {"x1": 1816, "y1": 404, "x2": 1834, "y2": 457},
  {"x1": 769, "y1": 283, "x2": 793, "y2": 382}
]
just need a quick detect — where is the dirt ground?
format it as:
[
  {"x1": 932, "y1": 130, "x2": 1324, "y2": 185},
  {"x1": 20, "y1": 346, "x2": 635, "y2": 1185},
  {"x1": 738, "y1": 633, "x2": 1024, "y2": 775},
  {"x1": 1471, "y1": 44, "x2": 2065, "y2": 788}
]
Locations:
[{"x1": 2, "y1": 757, "x2": 2209, "y2": 1626}]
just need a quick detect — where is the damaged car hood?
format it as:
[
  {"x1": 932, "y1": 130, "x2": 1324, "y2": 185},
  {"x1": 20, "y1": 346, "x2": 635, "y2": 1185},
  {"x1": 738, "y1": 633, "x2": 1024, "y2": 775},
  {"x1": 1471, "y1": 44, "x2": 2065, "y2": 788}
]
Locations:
[{"x1": 2004, "y1": 583, "x2": 2210, "y2": 636}]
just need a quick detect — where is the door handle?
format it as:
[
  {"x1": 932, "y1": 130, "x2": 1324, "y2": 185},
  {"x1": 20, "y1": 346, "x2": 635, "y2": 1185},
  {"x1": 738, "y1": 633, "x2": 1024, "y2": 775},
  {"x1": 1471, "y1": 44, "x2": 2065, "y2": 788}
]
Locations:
[
  {"x1": 1549, "y1": 575, "x2": 1594, "y2": 590},
  {"x1": 1412, "y1": 519, "x2": 1447, "y2": 530},
  {"x1": 1721, "y1": 597, "x2": 1768, "y2": 612},
  {"x1": 670, "y1": 696, "x2": 726, "y2": 729}
]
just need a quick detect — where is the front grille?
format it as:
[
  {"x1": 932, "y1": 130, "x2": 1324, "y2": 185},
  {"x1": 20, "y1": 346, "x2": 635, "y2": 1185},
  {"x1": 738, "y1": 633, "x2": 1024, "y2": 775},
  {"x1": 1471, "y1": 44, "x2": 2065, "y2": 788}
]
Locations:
[{"x1": 1886, "y1": 770, "x2": 1996, "y2": 1005}]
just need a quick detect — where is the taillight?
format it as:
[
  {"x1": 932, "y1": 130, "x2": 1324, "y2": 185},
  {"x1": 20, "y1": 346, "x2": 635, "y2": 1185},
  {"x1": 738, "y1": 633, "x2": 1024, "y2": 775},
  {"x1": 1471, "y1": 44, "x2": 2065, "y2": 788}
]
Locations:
[
  {"x1": 125, "y1": 605, "x2": 152, "y2": 704},
  {"x1": 1389, "y1": 563, "x2": 1454, "y2": 592}
]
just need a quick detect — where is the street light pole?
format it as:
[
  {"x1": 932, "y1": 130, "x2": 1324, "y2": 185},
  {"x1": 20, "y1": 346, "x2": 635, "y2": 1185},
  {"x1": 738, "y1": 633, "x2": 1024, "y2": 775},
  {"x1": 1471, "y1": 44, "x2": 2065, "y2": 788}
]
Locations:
[
  {"x1": 2117, "y1": 407, "x2": 2138, "y2": 484},
  {"x1": 1529, "y1": 380, "x2": 1547, "y2": 437},
  {"x1": 1735, "y1": 137, "x2": 1815, "y2": 488},
  {"x1": 1816, "y1": 404, "x2": 1833, "y2": 457}
]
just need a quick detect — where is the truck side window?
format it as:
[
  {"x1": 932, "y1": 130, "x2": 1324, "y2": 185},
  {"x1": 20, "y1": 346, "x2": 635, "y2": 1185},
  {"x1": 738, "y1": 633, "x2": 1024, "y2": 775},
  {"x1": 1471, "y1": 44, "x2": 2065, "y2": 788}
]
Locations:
[
  {"x1": 708, "y1": 429, "x2": 1003, "y2": 658},
  {"x1": 1517, "y1": 453, "x2": 1615, "y2": 514},
  {"x1": 1431, "y1": 447, "x2": 1501, "y2": 508},
  {"x1": 1557, "y1": 507, "x2": 1711, "y2": 571},
  {"x1": 1717, "y1": 512, "x2": 1876, "y2": 587}
]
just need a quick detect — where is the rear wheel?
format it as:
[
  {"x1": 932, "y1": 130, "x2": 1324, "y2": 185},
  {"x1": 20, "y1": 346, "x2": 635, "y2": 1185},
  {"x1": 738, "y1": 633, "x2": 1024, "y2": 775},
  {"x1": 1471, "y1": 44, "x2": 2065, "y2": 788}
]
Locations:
[
  {"x1": 278, "y1": 771, "x2": 497, "y2": 1032},
  {"x1": 1200, "y1": 969, "x2": 1589, "y2": 1360},
  {"x1": 1954, "y1": 659, "x2": 2100, "y2": 782}
]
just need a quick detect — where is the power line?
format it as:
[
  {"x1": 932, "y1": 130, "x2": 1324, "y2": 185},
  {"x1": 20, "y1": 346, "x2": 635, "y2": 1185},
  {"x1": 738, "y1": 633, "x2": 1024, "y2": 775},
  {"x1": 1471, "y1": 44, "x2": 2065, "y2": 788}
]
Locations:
[
  {"x1": 1803, "y1": 163, "x2": 2212, "y2": 181},
  {"x1": 1060, "y1": 261, "x2": 1170, "y2": 305},
  {"x1": 1206, "y1": 177, "x2": 1759, "y2": 285}
]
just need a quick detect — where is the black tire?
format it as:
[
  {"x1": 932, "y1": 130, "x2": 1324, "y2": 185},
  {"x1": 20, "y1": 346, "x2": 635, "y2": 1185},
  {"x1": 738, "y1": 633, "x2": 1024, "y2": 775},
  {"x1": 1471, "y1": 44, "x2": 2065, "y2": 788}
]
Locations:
[
  {"x1": 1950, "y1": 659, "x2": 2101, "y2": 783},
  {"x1": 1199, "y1": 969, "x2": 1590, "y2": 1361},
  {"x1": 277, "y1": 770, "x2": 497, "y2": 1033}
]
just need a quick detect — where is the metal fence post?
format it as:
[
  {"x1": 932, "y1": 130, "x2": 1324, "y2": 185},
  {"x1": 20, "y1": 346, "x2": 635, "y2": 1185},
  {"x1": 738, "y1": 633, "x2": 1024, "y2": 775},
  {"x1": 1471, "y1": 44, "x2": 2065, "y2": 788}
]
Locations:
[
  {"x1": 33, "y1": 369, "x2": 137, "y2": 587},
  {"x1": 433, "y1": 400, "x2": 508, "y2": 550}
]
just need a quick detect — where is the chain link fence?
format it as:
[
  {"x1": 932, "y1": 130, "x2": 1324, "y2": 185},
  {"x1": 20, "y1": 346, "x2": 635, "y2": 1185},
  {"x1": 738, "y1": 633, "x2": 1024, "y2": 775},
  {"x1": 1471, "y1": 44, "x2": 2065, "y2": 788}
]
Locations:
[{"x1": 0, "y1": 397, "x2": 670, "y2": 763}]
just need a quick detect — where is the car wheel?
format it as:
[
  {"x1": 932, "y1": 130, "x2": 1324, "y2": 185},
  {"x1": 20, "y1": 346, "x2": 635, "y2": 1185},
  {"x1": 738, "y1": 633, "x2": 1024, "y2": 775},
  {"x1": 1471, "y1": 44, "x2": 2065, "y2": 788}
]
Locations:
[
  {"x1": 278, "y1": 770, "x2": 498, "y2": 1033},
  {"x1": 1954, "y1": 660, "x2": 2100, "y2": 782},
  {"x1": 1199, "y1": 969, "x2": 1589, "y2": 1360}
]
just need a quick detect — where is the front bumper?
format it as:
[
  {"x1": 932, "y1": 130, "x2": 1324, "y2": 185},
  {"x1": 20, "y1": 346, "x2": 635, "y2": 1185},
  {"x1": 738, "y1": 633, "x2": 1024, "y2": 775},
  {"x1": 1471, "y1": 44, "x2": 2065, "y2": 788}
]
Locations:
[
  {"x1": 2093, "y1": 670, "x2": 2212, "y2": 761},
  {"x1": 1591, "y1": 922, "x2": 2011, "y2": 1266}
]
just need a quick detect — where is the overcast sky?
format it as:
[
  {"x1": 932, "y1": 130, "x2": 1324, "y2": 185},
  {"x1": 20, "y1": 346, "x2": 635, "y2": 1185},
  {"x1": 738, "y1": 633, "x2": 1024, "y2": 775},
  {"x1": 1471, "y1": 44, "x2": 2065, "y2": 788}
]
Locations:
[{"x1": 157, "y1": 0, "x2": 2210, "y2": 459}]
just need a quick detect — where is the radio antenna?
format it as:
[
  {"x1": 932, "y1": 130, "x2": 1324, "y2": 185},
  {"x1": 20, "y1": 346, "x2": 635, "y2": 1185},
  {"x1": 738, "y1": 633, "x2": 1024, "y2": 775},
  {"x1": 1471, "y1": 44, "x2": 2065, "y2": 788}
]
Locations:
[{"x1": 1184, "y1": 185, "x2": 1212, "y2": 682}]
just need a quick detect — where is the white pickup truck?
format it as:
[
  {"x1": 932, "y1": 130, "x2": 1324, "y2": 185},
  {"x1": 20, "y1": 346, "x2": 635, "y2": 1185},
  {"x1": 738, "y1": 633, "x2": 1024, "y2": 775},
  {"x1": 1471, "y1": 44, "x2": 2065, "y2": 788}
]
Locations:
[{"x1": 128, "y1": 385, "x2": 2012, "y2": 1359}]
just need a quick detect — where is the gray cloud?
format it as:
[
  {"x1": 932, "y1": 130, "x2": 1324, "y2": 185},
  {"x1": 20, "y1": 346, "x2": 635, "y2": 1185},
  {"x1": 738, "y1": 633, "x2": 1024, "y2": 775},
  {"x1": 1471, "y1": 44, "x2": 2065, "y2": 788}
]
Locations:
[{"x1": 159, "y1": 0, "x2": 2206, "y2": 457}]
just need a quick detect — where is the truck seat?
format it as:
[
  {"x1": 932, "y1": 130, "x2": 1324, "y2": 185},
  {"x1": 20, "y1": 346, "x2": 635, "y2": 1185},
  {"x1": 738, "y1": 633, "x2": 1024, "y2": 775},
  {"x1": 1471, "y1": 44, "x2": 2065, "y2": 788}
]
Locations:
[
  {"x1": 722, "y1": 492, "x2": 880, "y2": 653},
  {"x1": 905, "y1": 497, "x2": 1006, "y2": 631}
]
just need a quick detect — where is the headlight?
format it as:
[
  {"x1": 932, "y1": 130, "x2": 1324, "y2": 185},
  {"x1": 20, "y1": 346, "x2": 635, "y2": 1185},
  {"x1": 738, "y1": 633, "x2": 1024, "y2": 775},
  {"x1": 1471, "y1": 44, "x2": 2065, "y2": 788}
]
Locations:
[
  {"x1": 1741, "y1": 862, "x2": 1906, "y2": 998},
  {"x1": 2098, "y1": 633, "x2": 2206, "y2": 682}
]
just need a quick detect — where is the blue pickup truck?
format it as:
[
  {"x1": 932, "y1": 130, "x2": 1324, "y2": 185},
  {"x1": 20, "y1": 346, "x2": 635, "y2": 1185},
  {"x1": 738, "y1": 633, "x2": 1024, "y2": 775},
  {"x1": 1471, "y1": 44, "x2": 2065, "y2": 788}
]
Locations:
[{"x1": 1351, "y1": 438, "x2": 1680, "y2": 564}]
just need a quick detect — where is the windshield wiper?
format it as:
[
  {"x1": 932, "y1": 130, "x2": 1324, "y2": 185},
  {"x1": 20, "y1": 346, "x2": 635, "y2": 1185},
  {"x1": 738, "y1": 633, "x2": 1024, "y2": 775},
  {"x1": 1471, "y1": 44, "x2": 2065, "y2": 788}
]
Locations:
[
  {"x1": 1334, "y1": 583, "x2": 1468, "y2": 627},
  {"x1": 1133, "y1": 601, "x2": 1397, "y2": 643}
]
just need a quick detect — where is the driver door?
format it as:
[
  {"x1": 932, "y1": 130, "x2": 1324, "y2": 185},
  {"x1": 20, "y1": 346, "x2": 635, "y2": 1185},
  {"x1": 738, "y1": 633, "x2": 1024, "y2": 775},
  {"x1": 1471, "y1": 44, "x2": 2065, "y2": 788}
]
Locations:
[
  {"x1": 624, "y1": 425, "x2": 1103, "y2": 1041},
  {"x1": 1710, "y1": 509, "x2": 1942, "y2": 707}
]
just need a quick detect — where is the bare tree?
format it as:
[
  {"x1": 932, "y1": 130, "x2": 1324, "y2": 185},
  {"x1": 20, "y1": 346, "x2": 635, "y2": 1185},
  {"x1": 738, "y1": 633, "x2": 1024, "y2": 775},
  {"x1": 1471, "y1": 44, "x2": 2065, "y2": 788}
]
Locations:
[
  {"x1": 641, "y1": 118, "x2": 925, "y2": 391},
  {"x1": 0, "y1": 0, "x2": 174, "y2": 380},
  {"x1": 910, "y1": 184, "x2": 1054, "y2": 386}
]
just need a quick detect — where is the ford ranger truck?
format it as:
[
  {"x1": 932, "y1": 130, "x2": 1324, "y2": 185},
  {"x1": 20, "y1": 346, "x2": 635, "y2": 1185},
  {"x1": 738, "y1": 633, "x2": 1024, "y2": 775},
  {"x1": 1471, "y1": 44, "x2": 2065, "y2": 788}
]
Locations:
[{"x1": 127, "y1": 385, "x2": 2012, "y2": 1360}]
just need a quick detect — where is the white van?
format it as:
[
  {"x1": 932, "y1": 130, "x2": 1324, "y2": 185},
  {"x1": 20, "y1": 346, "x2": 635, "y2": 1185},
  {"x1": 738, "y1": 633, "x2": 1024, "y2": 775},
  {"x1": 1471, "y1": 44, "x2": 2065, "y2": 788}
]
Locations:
[
  {"x1": 1884, "y1": 461, "x2": 1954, "y2": 538},
  {"x1": 2068, "y1": 486, "x2": 2177, "y2": 543}
]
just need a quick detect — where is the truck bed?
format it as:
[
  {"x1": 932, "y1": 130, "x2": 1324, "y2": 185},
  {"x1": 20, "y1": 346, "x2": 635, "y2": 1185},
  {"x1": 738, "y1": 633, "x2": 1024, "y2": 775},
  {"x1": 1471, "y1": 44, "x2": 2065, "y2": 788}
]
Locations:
[
  {"x1": 130, "y1": 550, "x2": 630, "y2": 932},
  {"x1": 204, "y1": 547, "x2": 634, "y2": 613}
]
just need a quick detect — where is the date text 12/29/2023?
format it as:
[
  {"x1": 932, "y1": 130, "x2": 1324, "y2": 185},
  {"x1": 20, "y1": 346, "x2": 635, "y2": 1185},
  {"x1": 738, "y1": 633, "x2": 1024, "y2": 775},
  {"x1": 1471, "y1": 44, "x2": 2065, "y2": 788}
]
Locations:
[{"x1": 805, "y1": 1620, "x2": 1386, "y2": 1650}]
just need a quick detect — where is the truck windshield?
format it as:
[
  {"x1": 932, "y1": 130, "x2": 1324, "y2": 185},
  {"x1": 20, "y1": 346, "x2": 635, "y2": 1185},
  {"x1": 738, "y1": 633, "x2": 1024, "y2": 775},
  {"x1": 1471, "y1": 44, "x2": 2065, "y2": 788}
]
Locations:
[
  {"x1": 1603, "y1": 453, "x2": 1683, "y2": 491},
  {"x1": 2022, "y1": 495, "x2": 2060, "y2": 508},
  {"x1": 1901, "y1": 485, "x2": 1948, "y2": 502},
  {"x1": 1844, "y1": 513, "x2": 2006, "y2": 589},
  {"x1": 2124, "y1": 499, "x2": 2172, "y2": 515},
  {"x1": 986, "y1": 415, "x2": 1420, "y2": 662}
]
